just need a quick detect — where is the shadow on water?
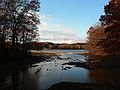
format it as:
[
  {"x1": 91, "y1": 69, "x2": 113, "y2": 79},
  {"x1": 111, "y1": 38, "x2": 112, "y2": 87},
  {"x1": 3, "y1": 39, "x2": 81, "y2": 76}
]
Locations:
[
  {"x1": 0, "y1": 50, "x2": 119, "y2": 90},
  {"x1": 0, "y1": 69, "x2": 26, "y2": 90},
  {"x1": 89, "y1": 69, "x2": 114, "y2": 90},
  {"x1": 0, "y1": 69, "x2": 115, "y2": 90}
]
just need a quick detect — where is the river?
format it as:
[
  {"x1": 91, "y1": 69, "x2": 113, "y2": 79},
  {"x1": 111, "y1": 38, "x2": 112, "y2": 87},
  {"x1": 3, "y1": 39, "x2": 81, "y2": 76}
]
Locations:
[{"x1": 0, "y1": 50, "x2": 113, "y2": 90}]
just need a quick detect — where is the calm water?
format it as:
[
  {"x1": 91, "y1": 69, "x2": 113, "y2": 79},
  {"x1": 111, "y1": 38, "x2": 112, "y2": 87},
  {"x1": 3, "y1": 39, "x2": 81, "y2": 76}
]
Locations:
[
  {"x1": 0, "y1": 50, "x2": 113, "y2": 90},
  {"x1": 22, "y1": 50, "x2": 90, "y2": 90}
]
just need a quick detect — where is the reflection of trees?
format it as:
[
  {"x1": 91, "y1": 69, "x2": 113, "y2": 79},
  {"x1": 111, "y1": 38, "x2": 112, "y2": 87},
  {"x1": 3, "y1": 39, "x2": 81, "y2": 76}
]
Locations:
[
  {"x1": 89, "y1": 69, "x2": 113, "y2": 86},
  {"x1": 0, "y1": 70, "x2": 26, "y2": 90}
]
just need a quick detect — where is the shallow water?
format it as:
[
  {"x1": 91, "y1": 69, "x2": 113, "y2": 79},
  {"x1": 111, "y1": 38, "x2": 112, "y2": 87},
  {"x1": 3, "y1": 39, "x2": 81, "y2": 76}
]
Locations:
[
  {"x1": 21, "y1": 61, "x2": 89, "y2": 90},
  {"x1": 21, "y1": 50, "x2": 89, "y2": 90},
  {"x1": 0, "y1": 50, "x2": 113, "y2": 90}
]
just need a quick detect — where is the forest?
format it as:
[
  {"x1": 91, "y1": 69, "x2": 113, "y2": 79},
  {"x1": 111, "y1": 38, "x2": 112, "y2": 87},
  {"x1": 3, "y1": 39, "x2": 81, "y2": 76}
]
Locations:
[{"x1": 86, "y1": 0, "x2": 120, "y2": 57}]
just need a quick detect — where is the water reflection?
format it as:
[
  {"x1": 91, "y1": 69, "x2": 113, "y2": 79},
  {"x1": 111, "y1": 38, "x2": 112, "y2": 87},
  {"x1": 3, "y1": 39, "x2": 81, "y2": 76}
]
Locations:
[
  {"x1": 2, "y1": 66, "x2": 114, "y2": 90},
  {"x1": 20, "y1": 61, "x2": 90, "y2": 90},
  {"x1": 0, "y1": 71, "x2": 25, "y2": 90},
  {"x1": 89, "y1": 69, "x2": 112, "y2": 84},
  {"x1": 0, "y1": 50, "x2": 115, "y2": 90},
  {"x1": 89, "y1": 69, "x2": 114, "y2": 89}
]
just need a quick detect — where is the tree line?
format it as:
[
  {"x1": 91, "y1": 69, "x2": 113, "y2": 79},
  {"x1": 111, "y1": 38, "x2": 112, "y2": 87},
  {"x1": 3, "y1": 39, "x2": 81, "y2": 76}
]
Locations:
[
  {"x1": 86, "y1": 0, "x2": 120, "y2": 56},
  {"x1": 0, "y1": 0, "x2": 40, "y2": 49},
  {"x1": 26, "y1": 42, "x2": 86, "y2": 50}
]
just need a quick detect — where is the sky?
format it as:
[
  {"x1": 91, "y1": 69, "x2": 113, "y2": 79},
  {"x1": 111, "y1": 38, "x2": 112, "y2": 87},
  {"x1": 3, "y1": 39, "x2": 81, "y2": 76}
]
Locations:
[{"x1": 38, "y1": 0, "x2": 109, "y2": 43}]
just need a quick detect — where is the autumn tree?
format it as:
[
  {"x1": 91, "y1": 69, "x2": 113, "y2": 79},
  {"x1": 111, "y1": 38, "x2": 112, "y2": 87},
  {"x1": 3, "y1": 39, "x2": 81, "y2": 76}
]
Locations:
[
  {"x1": 0, "y1": 0, "x2": 40, "y2": 48},
  {"x1": 87, "y1": 0, "x2": 120, "y2": 56},
  {"x1": 86, "y1": 24, "x2": 107, "y2": 56},
  {"x1": 99, "y1": 0, "x2": 120, "y2": 55}
]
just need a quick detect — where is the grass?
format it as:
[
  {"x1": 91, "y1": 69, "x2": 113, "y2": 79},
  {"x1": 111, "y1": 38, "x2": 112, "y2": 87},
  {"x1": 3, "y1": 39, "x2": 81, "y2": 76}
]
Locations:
[
  {"x1": 30, "y1": 51, "x2": 65, "y2": 56},
  {"x1": 31, "y1": 50, "x2": 90, "y2": 56},
  {"x1": 79, "y1": 51, "x2": 90, "y2": 55}
]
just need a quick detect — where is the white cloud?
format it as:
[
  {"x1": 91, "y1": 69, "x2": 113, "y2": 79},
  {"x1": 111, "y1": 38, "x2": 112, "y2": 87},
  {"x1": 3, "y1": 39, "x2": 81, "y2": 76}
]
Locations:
[
  {"x1": 37, "y1": 22, "x2": 83, "y2": 43},
  {"x1": 39, "y1": 14, "x2": 51, "y2": 20},
  {"x1": 37, "y1": 14, "x2": 85, "y2": 43}
]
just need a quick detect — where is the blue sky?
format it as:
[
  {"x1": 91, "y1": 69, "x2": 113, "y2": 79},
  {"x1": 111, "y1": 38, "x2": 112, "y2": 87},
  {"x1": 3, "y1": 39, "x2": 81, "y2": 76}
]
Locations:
[{"x1": 38, "y1": 0, "x2": 109, "y2": 43}]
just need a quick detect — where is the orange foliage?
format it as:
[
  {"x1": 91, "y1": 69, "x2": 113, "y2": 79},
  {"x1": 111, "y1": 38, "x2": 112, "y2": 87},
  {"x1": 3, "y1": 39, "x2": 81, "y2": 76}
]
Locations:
[{"x1": 86, "y1": 25, "x2": 107, "y2": 56}]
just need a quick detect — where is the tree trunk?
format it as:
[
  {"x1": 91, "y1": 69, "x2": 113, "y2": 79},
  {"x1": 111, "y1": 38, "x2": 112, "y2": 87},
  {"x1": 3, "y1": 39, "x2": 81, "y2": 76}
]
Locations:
[{"x1": 12, "y1": 29, "x2": 16, "y2": 48}]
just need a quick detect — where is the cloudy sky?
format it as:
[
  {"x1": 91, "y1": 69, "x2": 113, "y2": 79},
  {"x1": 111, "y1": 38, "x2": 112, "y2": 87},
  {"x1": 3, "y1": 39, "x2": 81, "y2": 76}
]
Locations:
[{"x1": 38, "y1": 0, "x2": 108, "y2": 43}]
